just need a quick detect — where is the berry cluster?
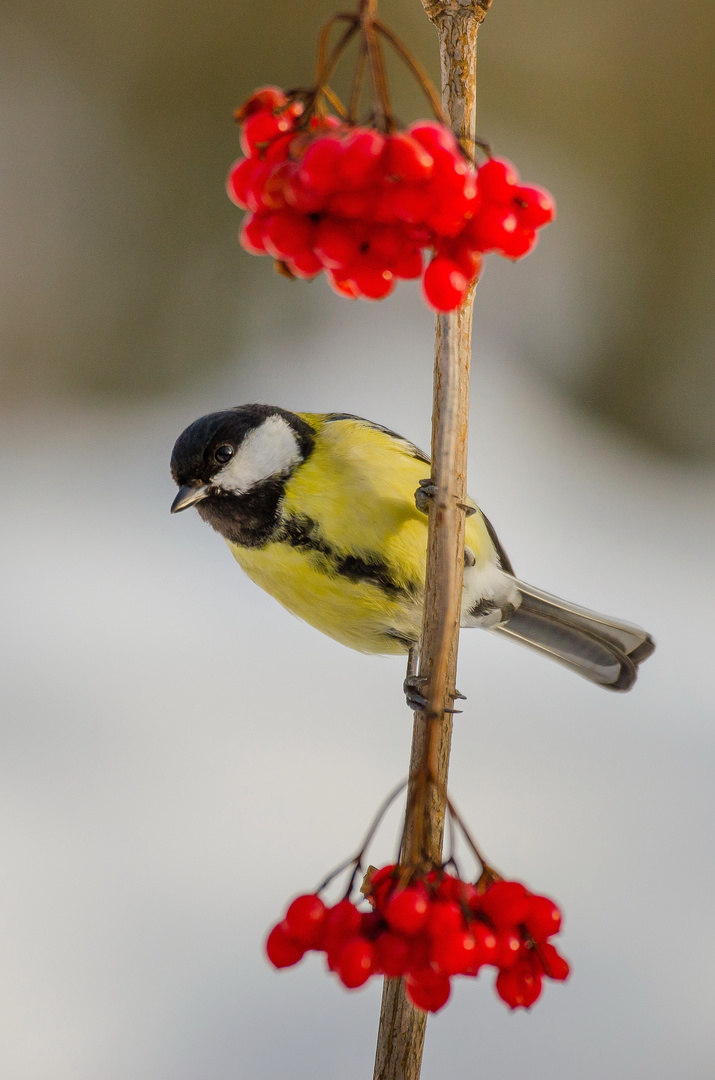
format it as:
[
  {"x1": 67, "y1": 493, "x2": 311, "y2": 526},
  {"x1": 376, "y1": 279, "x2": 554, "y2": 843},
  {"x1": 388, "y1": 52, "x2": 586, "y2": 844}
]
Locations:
[
  {"x1": 227, "y1": 87, "x2": 555, "y2": 312},
  {"x1": 265, "y1": 866, "x2": 569, "y2": 1013}
]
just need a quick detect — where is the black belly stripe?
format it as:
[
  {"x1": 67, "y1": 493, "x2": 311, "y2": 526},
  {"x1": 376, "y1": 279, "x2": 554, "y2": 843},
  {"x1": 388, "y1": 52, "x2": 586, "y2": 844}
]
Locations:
[
  {"x1": 333, "y1": 554, "x2": 403, "y2": 595},
  {"x1": 277, "y1": 513, "x2": 410, "y2": 597}
]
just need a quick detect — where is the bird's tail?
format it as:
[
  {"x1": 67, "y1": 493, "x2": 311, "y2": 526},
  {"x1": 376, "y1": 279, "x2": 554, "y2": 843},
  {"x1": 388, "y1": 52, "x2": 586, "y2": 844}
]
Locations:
[{"x1": 490, "y1": 580, "x2": 655, "y2": 691}]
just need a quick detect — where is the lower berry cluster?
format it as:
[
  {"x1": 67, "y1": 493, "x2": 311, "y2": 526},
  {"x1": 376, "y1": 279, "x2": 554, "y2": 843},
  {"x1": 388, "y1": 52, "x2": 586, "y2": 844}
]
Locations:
[
  {"x1": 227, "y1": 86, "x2": 555, "y2": 312},
  {"x1": 266, "y1": 866, "x2": 569, "y2": 1013}
]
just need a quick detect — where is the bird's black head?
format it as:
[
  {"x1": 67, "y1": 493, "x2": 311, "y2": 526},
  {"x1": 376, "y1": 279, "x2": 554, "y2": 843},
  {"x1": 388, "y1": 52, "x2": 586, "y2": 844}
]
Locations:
[{"x1": 170, "y1": 405, "x2": 314, "y2": 547}]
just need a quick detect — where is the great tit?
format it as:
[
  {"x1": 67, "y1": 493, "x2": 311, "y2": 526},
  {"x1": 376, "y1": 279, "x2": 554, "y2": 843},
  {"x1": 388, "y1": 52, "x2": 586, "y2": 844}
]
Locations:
[{"x1": 170, "y1": 404, "x2": 654, "y2": 691}]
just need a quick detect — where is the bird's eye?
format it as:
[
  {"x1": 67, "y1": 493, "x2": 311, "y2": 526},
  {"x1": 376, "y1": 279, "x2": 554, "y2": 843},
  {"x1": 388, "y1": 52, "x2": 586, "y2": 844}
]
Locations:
[{"x1": 214, "y1": 443, "x2": 234, "y2": 464}]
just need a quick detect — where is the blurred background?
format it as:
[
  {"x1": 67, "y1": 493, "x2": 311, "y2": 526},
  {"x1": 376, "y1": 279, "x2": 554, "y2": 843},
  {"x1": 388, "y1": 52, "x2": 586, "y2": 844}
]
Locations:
[{"x1": 1, "y1": 1, "x2": 713, "y2": 1077}]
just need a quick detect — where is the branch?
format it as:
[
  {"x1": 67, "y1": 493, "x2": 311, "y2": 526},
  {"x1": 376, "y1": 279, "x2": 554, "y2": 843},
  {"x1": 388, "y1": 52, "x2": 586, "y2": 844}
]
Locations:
[{"x1": 373, "y1": 3, "x2": 486, "y2": 1077}]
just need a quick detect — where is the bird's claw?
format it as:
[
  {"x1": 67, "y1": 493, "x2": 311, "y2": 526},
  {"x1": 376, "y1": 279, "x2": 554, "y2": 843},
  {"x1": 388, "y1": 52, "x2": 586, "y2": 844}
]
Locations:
[
  {"x1": 414, "y1": 479, "x2": 476, "y2": 518},
  {"x1": 403, "y1": 673, "x2": 429, "y2": 711},
  {"x1": 403, "y1": 674, "x2": 465, "y2": 714},
  {"x1": 414, "y1": 479, "x2": 436, "y2": 515}
]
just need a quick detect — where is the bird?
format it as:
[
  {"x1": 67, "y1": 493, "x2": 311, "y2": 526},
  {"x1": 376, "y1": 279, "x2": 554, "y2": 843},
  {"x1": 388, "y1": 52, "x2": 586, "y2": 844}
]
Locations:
[{"x1": 170, "y1": 404, "x2": 654, "y2": 695}]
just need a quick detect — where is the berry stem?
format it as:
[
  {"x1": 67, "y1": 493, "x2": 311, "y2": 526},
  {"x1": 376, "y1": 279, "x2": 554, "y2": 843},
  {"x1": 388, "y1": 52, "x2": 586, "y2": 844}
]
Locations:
[
  {"x1": 314, "y1": 777, "x2": 409, "y2": 896},
  {"x1": 348, "y1": 34, "x2": 369, "y2": 123},
  {"x1": 314, "y1": 15, "x2": 360, "y2": 107},
  {"x1": 363, "y1": 13, "x2": 394, "y2": 132},
  {"x1": 373, "y1": 2, "x2": 493, "y2": 1077},
  {"x1": 373, "y1": 19, "x2": 446, "y2": 126}
]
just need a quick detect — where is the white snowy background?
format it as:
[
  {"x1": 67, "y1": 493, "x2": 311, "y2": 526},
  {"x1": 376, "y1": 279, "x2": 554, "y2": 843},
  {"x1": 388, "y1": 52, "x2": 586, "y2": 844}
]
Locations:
[{"x1": 1, "y1": 287, "x2": 713, "y2": 1080}]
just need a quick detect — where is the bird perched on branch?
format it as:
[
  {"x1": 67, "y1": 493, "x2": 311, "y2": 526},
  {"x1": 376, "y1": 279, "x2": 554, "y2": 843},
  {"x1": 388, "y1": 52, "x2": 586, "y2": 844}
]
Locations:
[{"x1": 170, "y1": 404, "x2": 654, "y2": 693}]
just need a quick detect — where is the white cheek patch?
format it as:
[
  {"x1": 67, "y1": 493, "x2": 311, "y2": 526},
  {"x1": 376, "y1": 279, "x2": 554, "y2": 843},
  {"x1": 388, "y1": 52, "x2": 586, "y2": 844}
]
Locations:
[{"x1": 213, "y1": 414, "x2": 302, "y2": 495}]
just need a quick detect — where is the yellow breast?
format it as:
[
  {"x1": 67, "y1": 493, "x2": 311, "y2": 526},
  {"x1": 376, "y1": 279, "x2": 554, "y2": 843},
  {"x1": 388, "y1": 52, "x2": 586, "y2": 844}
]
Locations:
[{"x1": 228, "y1": 414, "x2": 497, "y2": 653}]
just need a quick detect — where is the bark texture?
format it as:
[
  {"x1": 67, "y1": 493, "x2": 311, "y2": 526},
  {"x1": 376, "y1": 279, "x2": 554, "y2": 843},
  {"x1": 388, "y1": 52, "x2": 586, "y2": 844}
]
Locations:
[{"x1": 372, "y1": 5, "x2": 481, "y2": 1078}]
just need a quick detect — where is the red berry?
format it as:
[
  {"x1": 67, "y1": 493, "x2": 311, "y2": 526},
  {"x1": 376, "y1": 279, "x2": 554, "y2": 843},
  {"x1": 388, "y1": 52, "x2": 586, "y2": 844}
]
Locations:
[
  {"x1": 328, "y1": 188, "x2": 378, "y2": 220},
  {"x1": 389, "y1": 184, "x2": 434, "y2": 226},
  {"x1": 226, "y1": 158, "x2": 260, "y2": 209},
  {"x1": 284, "y1": 893, "x2": 327, "y2": 947},
  {"x1": 466, "y1": 204, "x2": 520, "y2": 253},
  {"x1": 264, "y1": 211, "x2": 315, "y2": 261},
  {"x1": 335, "y1": 937, "x2": 376, "y2": 989},
  {"x1": 287, "y1": 249, "x2": 323, "y2": 279},
  {"x1": 359, "y1": 910, "x2": 382, "y2": 938},
  {"x1": 240, "y1": 110, "x2": 292, "y2": 158},
  {"x1": 424, "y1": 172, "x2": 478, "y2": 237},
  {"x1": 422, "y1": 257, "x2": 468, "y2": 312},
  {"x1": 314, "y1": 219, "x2": 365, "y2": 270},
  {"x1": 478, "y1": 157, "x2": 520, "y2": 202},
  {"x1": 309, "y1": 114, "x2": 342, "y2": 132},
  {"x1": 264, "y1": 132, "x2": 296, "y2": 164},
  {"x1": 327, "y1": 269, "x2": 361, "y2": 299},
  {"x1": 285, "y1": 100, "x2": 306, "y2": 125},
  {"x1": 431, "y1": 929, "x2": 480, "y2": 976},
  {"x1": 393, "y1": 247, "x2": 423, "y2": 280},
  {"x1": 375, "y1": 932, "x2": 412, "y2": 977},
  {"x1": 438, "y1": 237, "x2": 482, "y2": 283},
  {"x1": 513, "y1": 184, "x2": 556, "y2": 228},
  {"x1": 385, "y1": 886, "x2": 430, "y2": 935},
  {"x1": 338, "y1": 128, "x2": 385, "y2": 188},
  {"x1": 243, "y1": 162, "x2": 272, "y2": 212},
  {"x1": 524, "y1": 895, "x2": 562, "y2": 940},
  {"x1": 298, "y1": 136, "x2": 344, "y2": 195},
  {"x1": 323, "y1": 899, "x2": 362, "y2": 942},
  {"x1": 429, "y1": 146, "x2": 469, "y2": 191},
  {"x1": 365, "y1": 865, "x2": 398, "y2": 911},
  {"x1": 236, "y1": 86, "x2": 288, "y2": 123},
  {"x1": 349, "y1": 260, "x2": 395, "y2": 301},
  {"x1": 240, "y1": 212, "x2": 271, "y2": 254},
  {"x1": 467, "y1": 921, "x2": 499, "y2": 970},
  {"x1": 260, "y1": 164, "x2": 292, "y2": 212},
  {"x1": 405, "y1": 969, "x2": 451, "y2": 1013},
  {"x1": 499, "y1": 225, "x2": 537, "y2": 260},
  {"x1": 427, "y1": 900, "x2": 464, "y2": 938},
  {"x1": 436, "y1": 875, "x2": 481, "y2": 909},
  {"x1": 265, "y1": 922, "x2": 305, "y2": 968},
  {"x1": 284, "y1": 172, "x2": 326, "y2": 215},
  {"x1": 407, "y1": 120, "x2": 459, "y2": 157},
  {"x1": 496, "y1": 958, "x2": 543, "y2": 1009},
  {"x1": 383, "y1": 133, "x2": 434, "y2": 183},
  {"x1": 495, "y1": 928, "x2": 523, "y2": 970},
  {"x1": 535, "y1": 942, "x2": 570, "y2": 981},
  {"x1": 480, "y1": 881, "x2": 531, "y2": 929},
  {"x1": 367, "y1": 224, "x2": 407, "y2": 265},
  {"x1": 404, "y1": 934, "x2": 431, "y2": 975}
]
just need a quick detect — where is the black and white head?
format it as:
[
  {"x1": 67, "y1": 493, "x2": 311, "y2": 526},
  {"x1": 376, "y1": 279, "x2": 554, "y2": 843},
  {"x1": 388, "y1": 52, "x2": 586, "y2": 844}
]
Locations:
[{"x1": 170, "y1": 405, "x2": 314, "y2": 546}]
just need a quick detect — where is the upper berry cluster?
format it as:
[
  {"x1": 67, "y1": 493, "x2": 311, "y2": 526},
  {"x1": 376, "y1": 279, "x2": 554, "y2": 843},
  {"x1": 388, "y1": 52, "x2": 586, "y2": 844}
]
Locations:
[
  {"x1": 266, "y1": 865, "x2": 569, "y2": 1013},
  {"x1": 227, "y1": 86, "x2": 556, "y2": 312}
]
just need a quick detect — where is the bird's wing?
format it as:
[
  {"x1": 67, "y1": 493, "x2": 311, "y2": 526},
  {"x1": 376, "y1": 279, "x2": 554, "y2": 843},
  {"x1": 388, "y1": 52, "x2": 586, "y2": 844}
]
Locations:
[
  {"x1": 320, "y1": 413, "x2": 431, "y2": 464},
  {"x1": 285, "y1": 414, "x2": 432, "y2": 592}
]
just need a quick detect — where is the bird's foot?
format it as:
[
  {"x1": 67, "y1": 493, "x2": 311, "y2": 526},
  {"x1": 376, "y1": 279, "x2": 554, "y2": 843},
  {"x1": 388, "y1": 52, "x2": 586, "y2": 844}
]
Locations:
[
  {"x1": 415, "y1": 478, "x2": 476, "y2": 517},
  {"x1": 415, "y1": 478, "x2": 436, "y2": 515},
  {"x1": 403, "y1": 673, "x2": 428, "y2": 711},
  {"x1": 403, "y1": 674, "x2": 465, "y2": 714}
]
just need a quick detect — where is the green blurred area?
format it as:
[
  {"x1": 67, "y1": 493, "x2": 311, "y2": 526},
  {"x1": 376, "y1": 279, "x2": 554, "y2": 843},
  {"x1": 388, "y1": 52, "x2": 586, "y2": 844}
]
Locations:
[{"x1": 1, "y1": 0, "x2": 713, "y2": 455}]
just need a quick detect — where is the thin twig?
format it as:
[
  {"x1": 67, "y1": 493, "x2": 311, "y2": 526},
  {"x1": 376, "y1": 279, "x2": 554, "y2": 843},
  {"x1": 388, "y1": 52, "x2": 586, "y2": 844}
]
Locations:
[
  {"x1": 374, "y1": 19, "x2": 446, "y2": 124},
  {"x1": 349, "y1": 35, "x2": 369, "y2": 122},
  {"x1": 373, "y1": 2, "x2": 486, "y2": 1077},
  {"x1": 315, "y1": 16, "x2": 360, "y2": 96},
  {"x1": 315, "y1": 777, "x2": 409, "y2": 895},
  {"x1": 364, "y1": 15, "x2": 393, "y2": 131}
]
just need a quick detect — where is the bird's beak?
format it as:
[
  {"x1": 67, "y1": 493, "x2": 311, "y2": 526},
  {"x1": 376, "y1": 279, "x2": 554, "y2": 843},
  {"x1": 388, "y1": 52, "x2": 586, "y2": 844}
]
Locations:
[{"x1": 171, "y1": 484, "x2": 210, "y2": 514}]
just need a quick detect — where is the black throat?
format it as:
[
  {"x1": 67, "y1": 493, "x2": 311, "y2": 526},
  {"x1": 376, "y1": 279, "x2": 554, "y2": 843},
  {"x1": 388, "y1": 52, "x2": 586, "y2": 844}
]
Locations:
[{"x1": 196, "y1": 478, "x2": 286, "y2": 547}]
